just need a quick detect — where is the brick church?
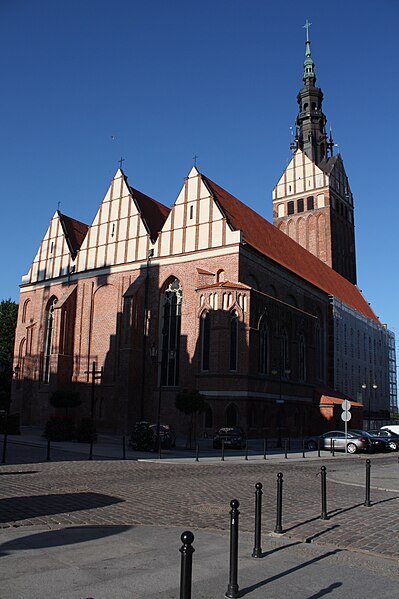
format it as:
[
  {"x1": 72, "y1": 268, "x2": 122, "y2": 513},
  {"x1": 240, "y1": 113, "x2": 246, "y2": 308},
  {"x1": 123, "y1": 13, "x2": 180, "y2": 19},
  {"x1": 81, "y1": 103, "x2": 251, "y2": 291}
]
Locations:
[{"x1": 12, "y1": 30, "x2": 397, "y2": 438}]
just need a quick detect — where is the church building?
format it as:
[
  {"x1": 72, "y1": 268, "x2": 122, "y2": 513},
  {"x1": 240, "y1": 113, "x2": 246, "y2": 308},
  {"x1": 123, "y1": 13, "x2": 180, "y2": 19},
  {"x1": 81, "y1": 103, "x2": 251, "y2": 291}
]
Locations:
[{"x1": 11, "y1": 30, "x2": 397, "y2": 439}]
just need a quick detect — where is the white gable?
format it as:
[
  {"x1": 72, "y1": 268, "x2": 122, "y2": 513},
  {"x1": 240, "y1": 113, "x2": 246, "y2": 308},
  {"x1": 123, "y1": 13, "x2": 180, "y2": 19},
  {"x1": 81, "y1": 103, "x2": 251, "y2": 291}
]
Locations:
[{"x1": 272, "y1": 149, "x2": 328, "y2": 201}]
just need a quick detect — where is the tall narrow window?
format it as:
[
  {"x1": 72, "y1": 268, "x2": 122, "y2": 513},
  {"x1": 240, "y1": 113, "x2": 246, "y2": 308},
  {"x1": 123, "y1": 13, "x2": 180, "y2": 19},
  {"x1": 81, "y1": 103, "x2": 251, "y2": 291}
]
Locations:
[
  {"x1": 297, "y1": 198, "x2": 304, "y2": 213},
  {"x1": 259, "y1": 320, "x2": 269, "y2": 374},
  {"x1": 200, "y1": 311, "x2": 211, "y2": 371},
  {"x1": 282, "y1": 329, "x2": 289, "y2": 374},
  {"x1": 298, "y1": 334, "x2": 306, "y2": 381},
  {"x1": 307, "y1": 196, "x2": 314, "y2": 210},
  {"x1": 229, "y1": 312, "x2": 238, "y2": 371},
  {"x1": 160, "y1": 279, "x2": 182, "y2": 386},
  {"x1": 43, "y1": 297, "x2": 57, "y2": 383},
  {"x1": 287, "y1": 201, "x2": 294, "y2": 215}
]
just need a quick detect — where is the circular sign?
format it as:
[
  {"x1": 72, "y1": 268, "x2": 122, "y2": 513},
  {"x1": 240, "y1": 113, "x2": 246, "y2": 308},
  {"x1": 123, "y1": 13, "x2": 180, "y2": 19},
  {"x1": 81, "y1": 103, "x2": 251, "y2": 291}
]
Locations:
[
  {"x1": 341, "y1": 411, "x2": 352, "y2": 422},
  {"x1": 342, "y1": 400, "x2": 351, "y2": 411}
]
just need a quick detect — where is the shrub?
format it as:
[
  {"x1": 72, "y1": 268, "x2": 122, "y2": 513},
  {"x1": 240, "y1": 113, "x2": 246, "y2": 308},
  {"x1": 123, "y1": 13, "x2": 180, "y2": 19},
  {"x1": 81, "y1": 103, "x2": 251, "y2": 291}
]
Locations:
[
  {"x1": 43, "y1": 416, "x2": 74, "y2": 441},
  {"x1": 75, "y1": 418, "x2": 97, "y2": 443},
  {"x1": 0, "y1": 412, "x2": 20, "y2": 434}
]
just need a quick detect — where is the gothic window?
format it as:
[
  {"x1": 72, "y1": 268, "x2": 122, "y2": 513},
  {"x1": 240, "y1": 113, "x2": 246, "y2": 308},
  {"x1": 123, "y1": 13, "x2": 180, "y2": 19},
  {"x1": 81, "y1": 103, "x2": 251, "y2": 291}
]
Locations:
[
  {"x1": 259, "y1": 320, "x2": 269, "y2": 374},
  {"x1": 307, "y1": 196, "x2": 314, "y2": 210},
  {"x1": 160, "y1": 278, "x2": 182, "y2": 386},
  {"x1": 287, "y1": 201, "x2": 295, "y2": 215},
  {"x1": 22, "y1": 299, "x2": 30, "y2": 323},
  {"x1": 298, "y1": 334, "x2": 306, "y2": 381},
  {"x1": 43, "y1": 296, "x2": 57, "y2": 383},
  {"x1": 225, "y1": 404, "x2": 238, "y2": 427},
  {"x1": 200, "y1": 311, "x2": 211, "y2": 371},
  {"x1": 229, "y1": 312, "x2": 238, "y2": 371},
  {"x1": 297, "y1": 198, "x2": 304, "y2": 213}
]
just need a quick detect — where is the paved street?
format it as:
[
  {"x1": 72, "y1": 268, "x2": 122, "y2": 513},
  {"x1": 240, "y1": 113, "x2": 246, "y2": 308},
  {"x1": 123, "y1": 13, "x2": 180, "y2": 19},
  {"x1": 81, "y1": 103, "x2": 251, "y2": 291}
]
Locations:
[{"x1": 1, "y1": 434, "x2": 399, "y2": 597}]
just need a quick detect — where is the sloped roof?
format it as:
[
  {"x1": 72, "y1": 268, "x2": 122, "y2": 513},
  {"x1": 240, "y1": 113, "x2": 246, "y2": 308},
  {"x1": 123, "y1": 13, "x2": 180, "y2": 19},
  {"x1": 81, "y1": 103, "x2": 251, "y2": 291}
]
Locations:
[
  {"x1": 124, "y1": 173, "x2": 170, "y2": 242},
  {"x1": 320, "y1": 395, "x2": 363, "y2": 408},
  {"x1": 197, "y1": 280, "x2": 252, "y2": 291},
  {"x1": 201, "y1": 174, "x2": 378, "y2": 323},
  {"x1": 59, "y1": 212, "x2": 89, "y2": 259},
  {"x1": 318, "y1": 154, "x2": 340, "y2": 175}
]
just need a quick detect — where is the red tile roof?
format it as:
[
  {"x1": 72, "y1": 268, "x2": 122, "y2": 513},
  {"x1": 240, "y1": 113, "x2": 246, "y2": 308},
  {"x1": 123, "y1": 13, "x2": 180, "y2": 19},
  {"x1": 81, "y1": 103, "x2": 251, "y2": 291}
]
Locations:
[
  {"x1": 59, "y1": 212, "x2": 89, "y2": 259},
  {"x1": 201, "y1": 174, "x2": 378, "y2": 322},
  {"x1": 123, "y1": 172, "x2": 170, "y2": 242},
  {"x1": 320, "y1": 395, "x2": 363, "y2": 408}
]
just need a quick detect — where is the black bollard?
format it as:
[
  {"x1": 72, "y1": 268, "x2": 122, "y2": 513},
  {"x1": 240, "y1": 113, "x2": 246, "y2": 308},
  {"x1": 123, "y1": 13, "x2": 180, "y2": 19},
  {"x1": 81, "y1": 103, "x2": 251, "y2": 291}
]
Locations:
[
  {"x1": 331, "y1": 440, "x2": 335, "y2": 456},
  {"x1": 89, "y1": 439, "x2": 93, "y2": 461},
  {"x1": 221, "y1": 439, "x2": 225, "y2": 461},
  {"x1": 179, "y1": 531, "x2": 195, "y2": 599},
  {"x1": 364, "y1": 459, "x2": 371, "y2": 507},
  {"x1": 263, "y1": 438, "x2": 267, "y2": 460},
  {"x1": 320, "y1": 465, "x2": 329, "y2": 520},
  {"x1": 122, "y1": 435, "x2": 126, "y2": 460},
  {"x1": 1, "y1": 430, "x2": 8, "y2": 464},
  {"x1": 245, "y1": 441, "x2": 248, "y2": 461},
  {"x1": 46, "y1": 439, "x2": 51, "y2": 462},
  {"x1": 226, "y1": 499, "x2": 240, "y2": 598},
  {"x1": 252, "y1": 483, "x2": 263, "y2": 558},
  {"x1": 302, "y1": 438, "x2": 306, "y2": 459},
  {"x1": 317, "y1": 438, "x2": 321, "y2": 458},
  {"x1": 284, "y1": 439, "x2": 288, "y2": 459},
  {"x1": 195, "y1": 443, "x2": 199, "y2": 462},
  {"x1": 274, "y1": 472, "x2": 284, "y2": 534}
]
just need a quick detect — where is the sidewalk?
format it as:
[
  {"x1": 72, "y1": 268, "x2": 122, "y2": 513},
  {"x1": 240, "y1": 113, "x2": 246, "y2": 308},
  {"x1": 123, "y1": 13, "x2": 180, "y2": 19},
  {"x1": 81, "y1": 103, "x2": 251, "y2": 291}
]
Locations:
[{"x1": 1, "y1": 524, "x2": 399, "y2": 598}]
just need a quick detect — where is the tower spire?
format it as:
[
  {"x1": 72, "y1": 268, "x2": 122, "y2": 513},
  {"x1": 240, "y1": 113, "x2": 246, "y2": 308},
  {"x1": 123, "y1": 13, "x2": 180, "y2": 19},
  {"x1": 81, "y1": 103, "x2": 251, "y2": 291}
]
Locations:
[{"x1": 303, "y1": 19, "x2": 315, "y2": 82}]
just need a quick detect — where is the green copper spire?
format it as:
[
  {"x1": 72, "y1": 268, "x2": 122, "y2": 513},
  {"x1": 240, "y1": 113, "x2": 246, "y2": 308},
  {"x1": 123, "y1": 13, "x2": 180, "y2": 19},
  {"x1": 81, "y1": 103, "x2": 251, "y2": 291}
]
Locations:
[{"x1": 303, "y1": 19, "x2": 315, "y2": 82}]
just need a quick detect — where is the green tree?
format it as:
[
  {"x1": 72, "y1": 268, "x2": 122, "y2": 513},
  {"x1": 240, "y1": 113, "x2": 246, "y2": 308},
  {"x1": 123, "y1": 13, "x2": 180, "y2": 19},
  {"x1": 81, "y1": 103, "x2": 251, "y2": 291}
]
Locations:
[
  {"x1": 175, "y1": 388, "x2": 207, "y2": 448},
  {"x1": 0, "y1": 299, "x2": 18, "y2": 411}
]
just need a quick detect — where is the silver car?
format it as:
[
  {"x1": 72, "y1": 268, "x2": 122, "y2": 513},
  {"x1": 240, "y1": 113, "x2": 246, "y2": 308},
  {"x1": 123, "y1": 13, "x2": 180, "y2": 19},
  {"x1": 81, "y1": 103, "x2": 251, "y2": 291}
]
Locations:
[{"x1": 305, "y1": 430, "x2": 372, "y2": 454}]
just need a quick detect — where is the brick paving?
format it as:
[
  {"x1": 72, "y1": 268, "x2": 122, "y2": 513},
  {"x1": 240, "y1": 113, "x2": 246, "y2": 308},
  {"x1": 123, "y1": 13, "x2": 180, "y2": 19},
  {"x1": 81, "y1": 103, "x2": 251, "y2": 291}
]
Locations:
[{"x1": 1, "y1": 446, "x2": 399, "y2": 561}]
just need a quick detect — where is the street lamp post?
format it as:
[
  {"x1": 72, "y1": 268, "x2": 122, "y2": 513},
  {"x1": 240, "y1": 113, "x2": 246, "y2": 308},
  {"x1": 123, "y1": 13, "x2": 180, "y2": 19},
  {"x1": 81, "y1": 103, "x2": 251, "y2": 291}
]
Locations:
[{"x1": 362, "y1": 383, "x2": 378, "y2": 430}]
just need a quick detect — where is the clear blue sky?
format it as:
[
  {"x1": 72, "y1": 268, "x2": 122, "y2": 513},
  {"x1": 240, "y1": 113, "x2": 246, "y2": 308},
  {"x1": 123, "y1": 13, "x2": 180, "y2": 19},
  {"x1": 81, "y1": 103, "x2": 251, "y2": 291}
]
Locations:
[{"x1": 1, "y1": 1, "x2": 398, "y2": 342}]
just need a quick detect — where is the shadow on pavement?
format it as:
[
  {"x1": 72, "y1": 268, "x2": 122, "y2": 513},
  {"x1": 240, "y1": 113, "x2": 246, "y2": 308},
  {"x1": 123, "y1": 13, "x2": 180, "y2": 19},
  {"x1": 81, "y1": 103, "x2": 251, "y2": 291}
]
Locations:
[
  {"x1": 0, "y1": 524, "x2": 133, "y2": 556},
  {"x1": 0, "y1": 492, "x2": 124, "y2": 523},
  {"x1": 306, "y1": 581, "x2": 342, "y2": 598}
]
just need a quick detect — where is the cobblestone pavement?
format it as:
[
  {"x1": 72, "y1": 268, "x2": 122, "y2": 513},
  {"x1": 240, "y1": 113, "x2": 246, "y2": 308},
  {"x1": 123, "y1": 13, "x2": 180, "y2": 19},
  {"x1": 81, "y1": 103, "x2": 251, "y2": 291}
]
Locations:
[{"x1": 1, "y1": 444, "x2": 399, "y2": 561}]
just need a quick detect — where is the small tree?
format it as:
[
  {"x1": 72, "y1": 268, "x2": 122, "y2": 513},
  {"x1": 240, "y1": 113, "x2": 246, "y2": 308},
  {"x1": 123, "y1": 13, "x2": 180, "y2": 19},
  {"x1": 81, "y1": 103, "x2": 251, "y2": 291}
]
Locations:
[
  {"x1": 0, "y1": 299, "x2": 18, "y2": 412},
  {"x1": 49, "y1": 389, "x2": 81, "y2": 418},
  {"x1": 175, "y1": 388, "x2": 207, "y2": 448}
]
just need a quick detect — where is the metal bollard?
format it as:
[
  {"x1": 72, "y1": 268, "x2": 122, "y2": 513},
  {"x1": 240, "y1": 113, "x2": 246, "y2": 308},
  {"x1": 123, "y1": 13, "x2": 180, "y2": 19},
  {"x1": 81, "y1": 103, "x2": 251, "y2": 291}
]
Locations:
[
  {"x1": 320, "y1": 465, "x2": 328, "y2": 520},
  {"x1": 274, "y1": 472, "x2": 284, "y2": 534},
  {"x1": 317, "y1": 438, "x2": 321, "y2": 458},
  {"x1": 221, "y1": 439, "x2": 225, "y2": 461},
  {"x1": 284, "y1": 439, "x2": 288, "y2": 459},
  {"x1": 263, "y1": 438, "x2": 267, "y2": 460},
  {"x1": 89, "y1": 439, "x2": 93, "y2": 461},
  {"x1": 46, "y1": 439, "x2": 51, "y2": 462},
  {"x1": 364, "y1": 459, "x2": 371, "y2": 507},
  {"x1": 331, "y1": 440, "x2": 335, "y2": 456},
  {"x1": 1, "y1": 430, "x2": 8, "y2": 464},
  {"x1": 252, "y1": 482, "x2": 263, "y2": 558},
  {"x1": 195, "y1": 443, "x2": 199, "y2": 462},
  {"x1": 122, "y1": 435, "x2": 126, "y2": 460},
  {"x1": 245, "y1": 441, "x2": 248, "y2": 461},
  {"x1": 226, "y1": 499, "x2": 240, "y2": 598},
  {"x1": 179, "y1": 531, "x2": 195, "y2": 599},
  {"x1": 302, "y1": 438, "x2": 306, "y2": 459}
]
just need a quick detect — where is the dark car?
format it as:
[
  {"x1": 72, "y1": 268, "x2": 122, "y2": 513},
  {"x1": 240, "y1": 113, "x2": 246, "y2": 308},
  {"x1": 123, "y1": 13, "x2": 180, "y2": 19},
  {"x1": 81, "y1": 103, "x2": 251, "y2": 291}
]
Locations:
[
  {"x1": 368, "y1": 429, "x2": 399, "y2": 451},
  {"x1": 305, "y1": 430, "x2": 372, "y2": 454},
  {"x1": 213, "y1": 427, "x2": 246, "y2": 449},
  {"x1": 149, "y1": 424, "x2": 177, "y2": 449},
  {"x1": 350, "y1": 430, "x2": 389, "y2": 453}
]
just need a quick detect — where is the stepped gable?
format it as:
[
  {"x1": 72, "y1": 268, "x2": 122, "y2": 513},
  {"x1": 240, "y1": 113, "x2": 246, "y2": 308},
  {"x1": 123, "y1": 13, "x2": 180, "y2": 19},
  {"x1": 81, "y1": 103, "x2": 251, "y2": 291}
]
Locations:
[
  {"x1": 201, "y1": 174, "x2": 377, "y2": 323},
  {"x1": 59, "y1": 212, "x2": 89, "y2": 259}
]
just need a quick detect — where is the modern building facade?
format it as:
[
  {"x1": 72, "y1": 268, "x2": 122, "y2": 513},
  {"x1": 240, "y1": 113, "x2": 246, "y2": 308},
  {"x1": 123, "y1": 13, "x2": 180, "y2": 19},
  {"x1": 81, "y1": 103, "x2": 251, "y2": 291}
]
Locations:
[{"x1": 11, "y1": 31, "x2": 396, "y2": 438}]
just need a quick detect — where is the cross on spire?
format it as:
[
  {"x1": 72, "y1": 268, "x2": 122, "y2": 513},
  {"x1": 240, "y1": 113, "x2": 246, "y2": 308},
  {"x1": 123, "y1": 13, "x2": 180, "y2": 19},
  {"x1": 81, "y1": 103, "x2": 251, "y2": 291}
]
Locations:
[
  {"x1": 193, "y1": 154, "x2": 198, "y2": 167},
  {"x1": 303, "y1": 19, "x2": 312, "y2": 42},
  {"x1": 118, "y1": 156, "x2": 125, "y2": 169}
]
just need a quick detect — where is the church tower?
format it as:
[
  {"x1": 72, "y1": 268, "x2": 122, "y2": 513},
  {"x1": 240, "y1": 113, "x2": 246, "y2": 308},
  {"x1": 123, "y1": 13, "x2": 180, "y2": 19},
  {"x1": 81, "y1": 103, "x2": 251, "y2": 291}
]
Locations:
[{"x1": 272, "y1": 21, "x2": 357, "y2": 284}]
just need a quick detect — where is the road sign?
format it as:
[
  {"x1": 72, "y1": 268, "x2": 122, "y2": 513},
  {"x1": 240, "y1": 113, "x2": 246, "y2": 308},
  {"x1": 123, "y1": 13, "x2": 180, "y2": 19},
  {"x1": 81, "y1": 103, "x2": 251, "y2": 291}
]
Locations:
[
  {"x1": 341, "y1": 411, "x2": 352, "y2": 422},
  {"x1": 342, "y1": 400, "x2": 351, "y2": 411}
]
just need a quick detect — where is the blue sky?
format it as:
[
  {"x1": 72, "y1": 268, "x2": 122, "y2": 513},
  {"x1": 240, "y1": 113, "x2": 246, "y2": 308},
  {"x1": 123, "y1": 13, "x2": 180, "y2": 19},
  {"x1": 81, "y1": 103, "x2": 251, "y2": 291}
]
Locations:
[{"x1": 1, "y1": 1, "x2": 398, "y2": 342}]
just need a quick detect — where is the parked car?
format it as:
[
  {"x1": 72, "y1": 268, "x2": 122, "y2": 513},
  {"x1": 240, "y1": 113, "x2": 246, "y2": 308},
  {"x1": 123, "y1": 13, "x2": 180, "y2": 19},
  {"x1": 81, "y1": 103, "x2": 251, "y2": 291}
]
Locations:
[
  {"x1": 213, "y1": 427, "x2": 246, "y2": 449},
  {"x1": 369, "y1": 429, "x2": 399, "y2": 451},
  {"x1": 149, "y1": 424, "x2": 177, "y2": 449},
  {"x1": 349, "y1": 430, "x2": 388, "y2": 453},
  {"x1": 305, "y1": 430, "x2": 372, "y2": 454}
]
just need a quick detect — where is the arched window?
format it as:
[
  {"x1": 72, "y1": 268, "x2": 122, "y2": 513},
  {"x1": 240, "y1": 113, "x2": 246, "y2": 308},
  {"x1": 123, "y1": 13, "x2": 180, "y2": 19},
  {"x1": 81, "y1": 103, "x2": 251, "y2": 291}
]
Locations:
[
  {"x1": 22, "y1": 299, "x2": 30, "y2": 323},
  {"x1": 43, "y1": 296, "x2": 57, "y2": 383},
  {"x1": 160, "y1": 278, "x2": 182, "y2": 386},
  {"x1": 226, "y1": 404, "x2": 238, "y2": 427},
  {"x1": 204, "y1": 404, "x2": 213, "y2": 429},
  {"x1": 200, "y1": 311, "x2": 211, "y2": 371},
  {"x1": 298, "y1": 334, "x2": 306, "y2": 381},
  {"x1": 229, "y1": 312, "x2": 238, "y2": 371},
  {"x1": 259, "y1": 320, "x2": 269, "y2": 374},
  {"x1": 282, "y1": 329, "x2": 289, "y2": 374}
]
